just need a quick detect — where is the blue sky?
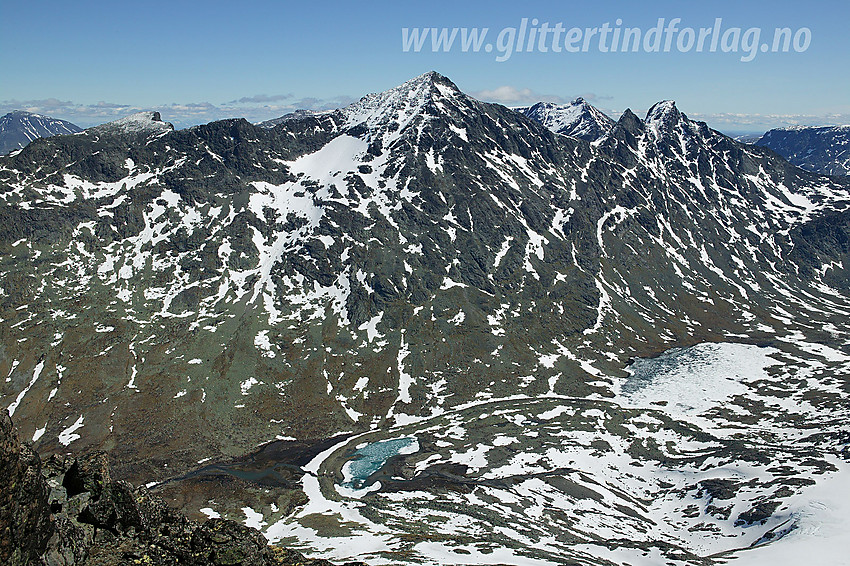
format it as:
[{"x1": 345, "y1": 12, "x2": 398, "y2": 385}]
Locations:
[{"x1": 2, "y1": 0, "x2": 848, "y2": 132}]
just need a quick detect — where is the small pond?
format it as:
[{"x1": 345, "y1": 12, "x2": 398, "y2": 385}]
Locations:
[{"x1": 341, "y1": 437, "x2": 419, "y2": 490}]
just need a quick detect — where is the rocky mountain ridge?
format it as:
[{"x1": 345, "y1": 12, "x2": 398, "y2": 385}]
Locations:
[{"x1": 756, "y1": 125, "x2": 850, "y2": 176}]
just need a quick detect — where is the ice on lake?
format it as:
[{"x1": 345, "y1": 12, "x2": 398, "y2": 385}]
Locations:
[
  {"x1": 341, "y1": 437, "x2": 419, "y2": 490},
  {"x1": 615, "y1": 342, "x2": 781, "y2": 416}
]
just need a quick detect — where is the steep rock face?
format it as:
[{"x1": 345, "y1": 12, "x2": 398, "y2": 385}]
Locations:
[
  {"x1": 0, "y1": 111, "x2": 82, "y2": 156},
  {"x1": 0, "y1": 410, "x2": 363, "y2": 566},
  {"x1": 0, "y1": 410, "x2": 52, "y2": 565},
  {"x1": 756, "y1": 125, "x2": 850, "y2": 176}
]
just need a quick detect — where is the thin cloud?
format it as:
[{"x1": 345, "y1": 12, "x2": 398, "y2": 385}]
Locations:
[
  {"x1": 229, "y1": 93, "x2": 294, "y2": 104},
  {"x1": 471, "y1": 86, "x2": 568, "y2": 106},
  {"x1": 470, "y1": 85, "x2": 613, "y2": 109},
  {"x1": 690, "y1": 111, "x2": 850, "y2": 131},
  {"x1": 93, "y1": 101, "x2": 131, "y2": 109},
  {"x1": 295, "y1": 96, "x2": 357, "y2": 111},
  {"x1": 22, "y1": 98, "x2": 76, "y2": 110}
]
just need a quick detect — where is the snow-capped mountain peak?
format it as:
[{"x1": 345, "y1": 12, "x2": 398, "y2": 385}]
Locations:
[
  {"x1": 88, "y1": 111, "x2": 174, "y2": 135},
  {"x1": 0, "y1": 110, "x2": 82, "y2": 155},
  {"x1": 257, "y1": 72, "x2": 472, "y2": 143},
  {"x1": 340, "y1": 71, "x2": 471, "y2": 140},
  {"x1": 519, "y1": 98, "x2": 615, "y2": 142},
  {"x1": 645, "y1": 100, "x2": 685, "y2": 137}
]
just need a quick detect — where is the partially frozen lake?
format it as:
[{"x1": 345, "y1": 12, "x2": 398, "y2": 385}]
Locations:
[
  {"x1": 341, "y1": 437, "x2": 419, "y2": 490},
  {"x1": 615, "y1": 342, "x2": 781, "y2": 416}
]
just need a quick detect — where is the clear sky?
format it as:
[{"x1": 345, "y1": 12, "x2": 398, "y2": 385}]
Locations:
[{"x1": 2, "y1": 0, "x2": 848, "y2": 133}]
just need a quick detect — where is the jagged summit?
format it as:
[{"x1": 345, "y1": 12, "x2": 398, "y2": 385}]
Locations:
[
  {"x1": 519, "y1": 98, "x2": 615, "y2": 142},
  {"x1": 644, "y1": 100, "x2": 688, "y2": 139},
  {"x1": 606, "y1": 108, "x2": 645, "y2": 148},
  {"x1": 646, "y1": 99, "x2": 679, "y2": 119},
  {"x1": 88, "y1": 111, "x2": 174, "y2": 135},
  {"x1": 339, "y1": 71, "x2": 471, "y2": 137},
  {"x1": 616, "y1": 108, "x2": 644, "y2": 130},
  {"x1": 257, "y1": 72, "x2": 472, "y2": 143}
]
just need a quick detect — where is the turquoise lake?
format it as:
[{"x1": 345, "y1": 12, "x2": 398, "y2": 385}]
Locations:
[{"x1": 342, "y1": 437, "x2": 418, "y2": 489}]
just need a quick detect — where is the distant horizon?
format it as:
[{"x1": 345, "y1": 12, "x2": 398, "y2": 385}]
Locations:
[
  {"x1": 0, "y1": 102, "x2": 797, "y2": 137},
  {"x1": 3, "y1": 0, "x2": 849, "y2": 134},
  {"x1": 3, "y1": 73, "x2": 846, "y2": 139}
]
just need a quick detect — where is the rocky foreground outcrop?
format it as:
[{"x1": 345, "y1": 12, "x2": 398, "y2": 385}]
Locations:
[{"x1": 1, "y1": 410, "x2": 364, "y2": 566}]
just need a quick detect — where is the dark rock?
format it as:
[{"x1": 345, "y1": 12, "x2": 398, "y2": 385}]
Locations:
[
  {"x1": 1, "y1": 410, "x2": 53, "y2": 565},
  {"x1": 735, "y1": 499, "x2": 782, "y2": 526},
  {"x1": 0, "y1": 410, "x2": 363, "y2": 566},
  {"x1": 189, "y1": 519, "x2": 274, "y2": 566},
  {"x1": 756, "y1": 126, "x2": 850, "y2": 176},
  {"x1": 63, "y1": 453, "x2": 111, "y2": 499}
]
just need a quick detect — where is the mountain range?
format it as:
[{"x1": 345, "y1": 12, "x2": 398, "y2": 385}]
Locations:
[
  {"x1": 1, "y1": 72, "x2": 849, "y2": 565},
  {"x1": 0, "y1": 110, "x2": 82, "y2": 155},
  {"x1": 756, "y1": 125, "x2": 850, "y2": 176}
]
